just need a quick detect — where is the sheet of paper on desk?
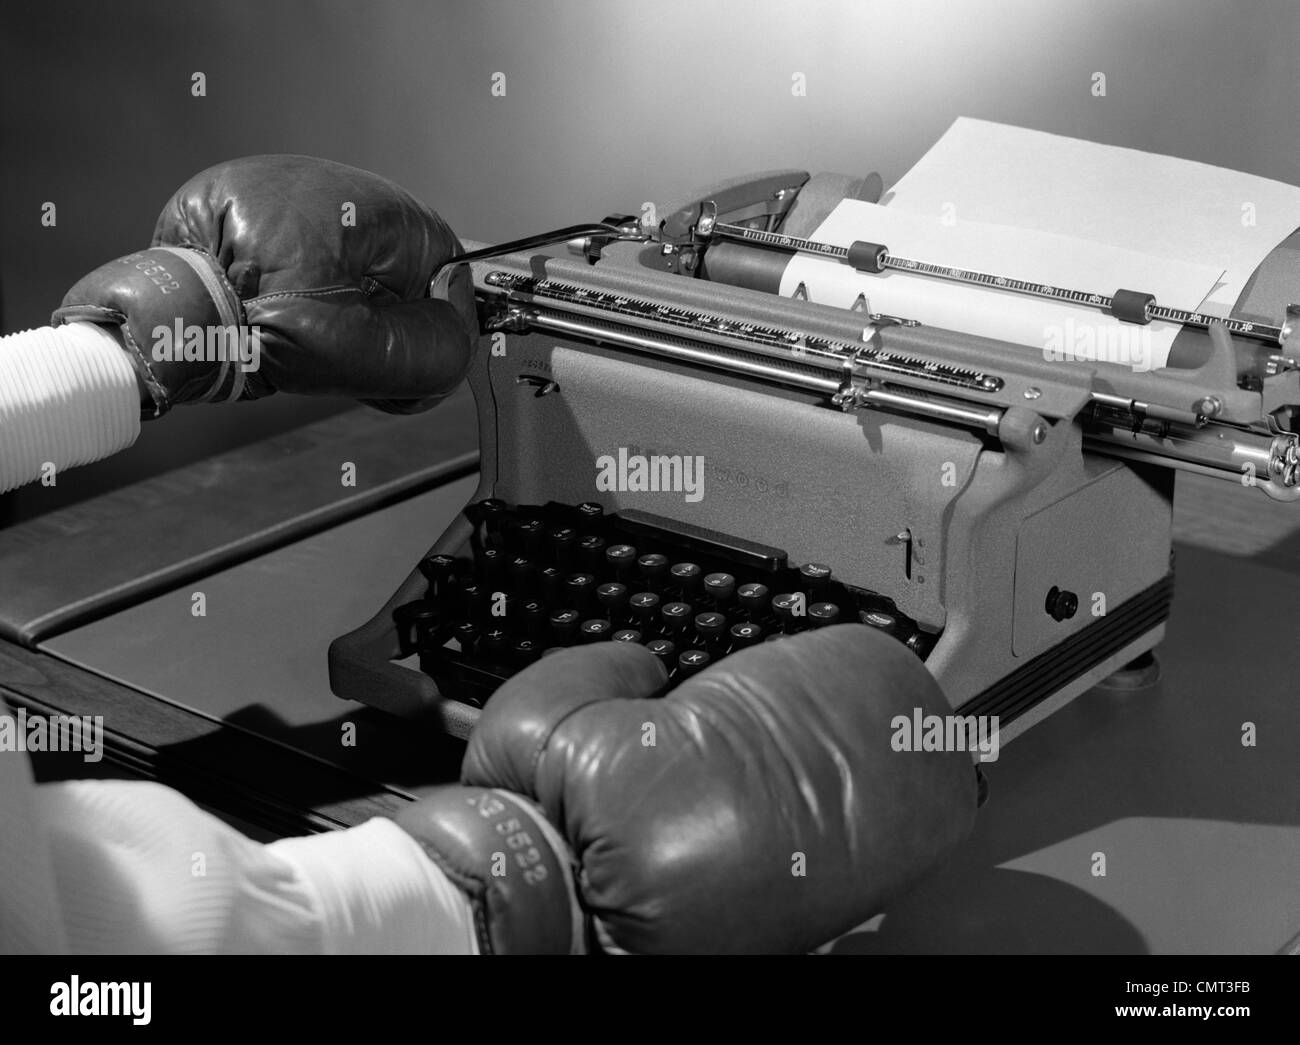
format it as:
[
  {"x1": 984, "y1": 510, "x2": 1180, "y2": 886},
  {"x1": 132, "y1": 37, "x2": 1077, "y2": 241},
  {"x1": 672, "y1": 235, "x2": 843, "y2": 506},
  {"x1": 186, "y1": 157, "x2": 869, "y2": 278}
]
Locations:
[{"x1": 780, "y1": 118, "x2": 1300, "y2": 369}]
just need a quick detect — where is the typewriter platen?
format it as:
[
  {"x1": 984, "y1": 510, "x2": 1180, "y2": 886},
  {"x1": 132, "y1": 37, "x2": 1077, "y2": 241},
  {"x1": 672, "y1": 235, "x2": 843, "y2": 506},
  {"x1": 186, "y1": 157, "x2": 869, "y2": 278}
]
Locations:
[{"x1": 329, "y1": 168, "x2": 1300, "y2": 740}]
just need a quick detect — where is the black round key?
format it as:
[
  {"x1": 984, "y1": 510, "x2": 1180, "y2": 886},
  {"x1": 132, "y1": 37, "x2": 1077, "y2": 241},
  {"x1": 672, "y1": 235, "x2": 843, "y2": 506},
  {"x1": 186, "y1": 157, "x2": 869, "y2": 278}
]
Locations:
[
  {"x1": 564, "y1": 572, "x2": 597, "y2": 612},
  {"x1": 460, "y1": 583, "x2": 485, "y2": 620},
  {"x1": 661, "y1": 601, "x2": 693, "y2": 633},
  {"x1": 514, "y1": 517, "x2": 544, "y2": 556},
  {"x1": 670, "y1": 562, "x2": 703, "y2": 596},
  {"x1": 645, "y1": 638, "x2": 677, "y2": 667},
  {"x1": 729, "y1": 620, "x2": 763, "y2": 650},
  {"x1": 540, "y1": 566, "x2": 564, "y2": 604},
  {"x1": 549, "y1": 526, "x2": 578, "y2": 569},
  {"x1": 629, "y1": 591, "x2": 661, "y2": 626},
  {"x1": 799, "y1": 562, "x2": 833, "y2": 583},
  {"x1": 453, "y1": 621, "x2": 480, "y2": 655},
  {"x1": 519, "y1": 599, "x2": 548, "y2": 640},
  {"x1": 482, "y1": 627, "x2": 510, "y2": 662},
  {"x1": 637, "y1": 553, "x2": 670, "y2": 588},
  {"x1": 677, "y1": 648, "x2": 712, "y2": 678},
  {"x1": 612, "y1": 629, "x2": 643, "y2": 643},
  {"x1": 596, "y1": 581, "x2": 629, "y2": 617},
  {"x1": 509, "y1": 555, "x2": 538, "y2": 595},
  {"x1": 549, "y1": 608, "x2": 580, "y2": 645},
  {"x1": 859, "y1": 610, "x2": 901, "y2": 637},
  {"x1": 512, "y1": 638, "x2": 541, "y2": 666},
  {"x1": 481, "y1": 547, "x2": 506, "y2": 586},
  {"x1": 605, "y1": 543, "x2": 638, "y2": 581},
  {"x1": 576, "y1": 502, "x2": 604, "y2": 532},
  {"x1": 477, "y1": 498, "x2": 508, "y2": 546},
  {"x1": 703, "y1": 572, "x2": 736, "y2": 605},
  {"x1": 394, "y1": 603, "x2": 438, "y2": 655},
  {"x1": 418, "y1": 553, "x2": 457, "y2": 589},
  {"x1": 579, "y1": 618, "x2": 612, "y2": 643},
  {"x1": 809, "y1": 602, "x2": 841, "y2": 627},
  {"x1": 772, "y1": 592, "x2": 805, "y2": 632},
  {"x1": 694, "y1": 611, "x2": 728, "y2": 644},
  {"x1": 737, "y1": 582, "x2": 771, "y2": 617},
  {"x1": 578, "y1": 535, "x2": 606, "y2": 572}
]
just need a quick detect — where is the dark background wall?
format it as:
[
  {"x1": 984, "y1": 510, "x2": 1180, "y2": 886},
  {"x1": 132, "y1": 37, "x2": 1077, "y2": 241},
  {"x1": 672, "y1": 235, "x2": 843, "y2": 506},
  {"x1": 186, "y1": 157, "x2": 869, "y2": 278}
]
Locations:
[{"x1": 3, "y1": 0, "x2": 1298, "y2": 522}]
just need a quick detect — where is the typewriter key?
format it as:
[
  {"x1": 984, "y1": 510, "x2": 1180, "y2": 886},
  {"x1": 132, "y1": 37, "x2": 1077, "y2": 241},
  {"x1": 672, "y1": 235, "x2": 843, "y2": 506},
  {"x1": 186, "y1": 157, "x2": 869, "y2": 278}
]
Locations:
[
  {"x1": 605, "y1": 544, "x2": 638, "y2": 582},
  {"x1": 859, "y1": 610, "x2": 902, "y2": 638},
  {"x1": 629, "y1": 591, "x2": 661, "y2": 626},
  {"x1": 393, "y1": 603, "x2": 437, "y2": 656},
  {"x1": 737, "y1": 582, "x2": 771, "y2": 617},
  {"x1": 549, "y1": 608, "x2": 580, "y2": 645},
  {"x1": 809, "y1": 602, "x2": 841, "y2": 627},
  {"x1": 579, "y1": 618, "x2": 612, "y2": 643},
  {"x1": 670, "y1": 562, "x2": 703, "y2": 597},
  {"x1": 519, "y1": 599, "x2": 548, "y2": 640},
  {"x1": 515, "y1": 518, "x2": 545, "y2": 557},
  {"x1": 453, "y1": 621, "x2": 480, "y2": 656},
  {"x1": 703, "y1": 572, "x2": 737, "y2": 606},
  {"x1": 645, "y1": 638, "x2": 677, "y2": 667},
  {"x1": 596, "y1": 581, "x2": 630, "y2": 617},
  {"x1": 578, "y1": 535, "x2": 607, "y2": 572},
  {"x1": 540, "y1": 566, "x2": 565, "y2": 604},
  {"x1": 772, "y1": 593, "x2": 805, "y2": 632},
  {"x1": 477, "y1": 499, "x2": 509, "y2": 548},
  {"x1": 694, "y1": 611, "x2": 728, "y2": 645},
  {"x1": 612, "y1": 629, "x2": 643, "y2": 643},
  {"x1": 509, "y1": 556, "x2": 538, "y2": 596},
  {"x1": 460, "y1": 583, "x2": 485, "y2": 621},
  {"x1": 549, "y1": 527, "x2": 577, "y2": 569},
  {"x1": 677, "y1": 648, "x2": 712, "y2": 678},
  {"x1": 798, "y1": 563, "x2": 833, "y2": 595},
  {"x1": 512, "y1": 638, "x2": 541, "y2": 667},
  {"x1": 564, "y1": 572, "x2": 597, "y2": 613},
  {"x1": 417, "y1": 553, "x2": 457, "y2": 590},
  {"x1": 729, "y1": 621, "x2": 763, "y2": 650},
  {"x1": 637, "y1": 553, "x2": 670, "y2": 588},
  {"x1": 576, "y1": 502, "x2": 605, "y2": 533},
  {"x1": 482, "y1": 627, "x2": 510, "y2": 663},
  {"x1": 661, "y1": 601, "x2": 694, "y2": 635},
  {"x1": 481, "y1": 547, "x2": 507, "y2": 588}
]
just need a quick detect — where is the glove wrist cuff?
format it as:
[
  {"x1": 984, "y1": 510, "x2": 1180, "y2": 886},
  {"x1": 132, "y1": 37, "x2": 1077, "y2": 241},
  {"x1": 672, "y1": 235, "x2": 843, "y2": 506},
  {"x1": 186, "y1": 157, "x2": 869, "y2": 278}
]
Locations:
[
  {"x1": 394, "y1": 787, "x2": 585, "y2": 955},
  {"x1": 52, "y1": 246, "x2": 249, "y2": 415}
]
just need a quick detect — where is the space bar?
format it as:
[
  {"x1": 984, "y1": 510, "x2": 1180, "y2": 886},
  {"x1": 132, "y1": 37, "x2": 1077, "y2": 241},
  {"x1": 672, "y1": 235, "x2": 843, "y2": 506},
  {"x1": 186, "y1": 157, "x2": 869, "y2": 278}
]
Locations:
[{"x1": 612, "y1": 509, "x2": 788, "y2": 571}]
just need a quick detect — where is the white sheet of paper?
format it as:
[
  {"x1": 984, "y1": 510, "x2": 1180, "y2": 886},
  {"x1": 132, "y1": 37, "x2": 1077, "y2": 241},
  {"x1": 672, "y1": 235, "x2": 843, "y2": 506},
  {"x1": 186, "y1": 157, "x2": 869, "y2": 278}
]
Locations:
[
  {"x1": 886, "y1": 118, "x2": 1300, "y2": 313},
  {"x1": 779, "y1": 201, "x2": 1225, "y2": 370},
  {"x1": 780, "y1": 119, "x2": 1300, "y2": 369}
]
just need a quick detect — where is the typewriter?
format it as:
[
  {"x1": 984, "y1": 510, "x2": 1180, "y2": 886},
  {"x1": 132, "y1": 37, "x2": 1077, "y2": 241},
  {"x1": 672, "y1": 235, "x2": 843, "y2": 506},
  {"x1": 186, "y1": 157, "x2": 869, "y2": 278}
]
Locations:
[{"x1": 329, "y1": 167, "x2": 1300, "y2": 740}]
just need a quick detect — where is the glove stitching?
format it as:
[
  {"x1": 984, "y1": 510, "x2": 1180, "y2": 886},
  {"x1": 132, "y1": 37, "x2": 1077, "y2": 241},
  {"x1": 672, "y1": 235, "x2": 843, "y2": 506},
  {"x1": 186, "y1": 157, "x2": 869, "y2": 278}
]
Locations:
[
  {"x1": 114, "y1": 321, "x2": 170, "y2": 419},
  {"x1": 243, "y1": 286, "x2": 363, "y2": 306},
  {"x1": 402, "y1": 837, "x2": 496, "y2": 956},
  {"x1": 162, "y1": 244, "x2": 246, "y2": 323}
]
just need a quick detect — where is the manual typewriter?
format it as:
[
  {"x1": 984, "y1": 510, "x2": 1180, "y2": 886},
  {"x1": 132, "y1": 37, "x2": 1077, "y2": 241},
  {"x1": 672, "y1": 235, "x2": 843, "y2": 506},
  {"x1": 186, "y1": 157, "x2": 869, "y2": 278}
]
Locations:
[{"x1": 329, "y1": 168, "x2": 1300, "y2": 740}]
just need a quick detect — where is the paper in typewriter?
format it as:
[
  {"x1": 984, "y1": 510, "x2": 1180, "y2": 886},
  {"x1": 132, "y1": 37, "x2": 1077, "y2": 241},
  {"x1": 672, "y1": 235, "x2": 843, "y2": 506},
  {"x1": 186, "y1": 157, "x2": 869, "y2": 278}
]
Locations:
[{"x1": 781, "y1": 119, "x2": 1300, "y2": 369}]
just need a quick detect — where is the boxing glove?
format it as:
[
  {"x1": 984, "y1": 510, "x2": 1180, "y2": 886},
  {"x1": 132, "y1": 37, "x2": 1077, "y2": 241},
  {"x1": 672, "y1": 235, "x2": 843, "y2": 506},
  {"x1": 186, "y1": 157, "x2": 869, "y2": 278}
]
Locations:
[
  {"x1": 52, "y1": 155, "x2": 476, "y2": 417},
  {"x1": 392, "y1": 785, "x2": 585, "y2": 954},
  {"x1": 462, "y1": 625, "x2": 977, "y2": 954}
]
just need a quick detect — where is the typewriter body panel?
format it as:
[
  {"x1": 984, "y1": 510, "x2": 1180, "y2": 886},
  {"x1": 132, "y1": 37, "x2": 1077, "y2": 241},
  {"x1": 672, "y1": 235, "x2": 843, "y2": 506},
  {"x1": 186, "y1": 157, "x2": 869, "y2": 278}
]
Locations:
[{"x1": 330, "y1": 169, "x2": 1300, "y2": 740}]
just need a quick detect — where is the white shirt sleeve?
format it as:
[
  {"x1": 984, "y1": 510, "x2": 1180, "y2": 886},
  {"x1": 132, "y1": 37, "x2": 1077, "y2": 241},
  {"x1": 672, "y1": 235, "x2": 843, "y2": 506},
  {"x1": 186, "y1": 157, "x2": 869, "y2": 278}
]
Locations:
[
  {"x1": 0, "y1": 323, "x2": 141, "y2": 495},
  {"x1": 0, "y1": 701, "x2": 478, "y2": 955},
  {"x1": 0, "y1": 327, "x2": 480, "y2": 954}
]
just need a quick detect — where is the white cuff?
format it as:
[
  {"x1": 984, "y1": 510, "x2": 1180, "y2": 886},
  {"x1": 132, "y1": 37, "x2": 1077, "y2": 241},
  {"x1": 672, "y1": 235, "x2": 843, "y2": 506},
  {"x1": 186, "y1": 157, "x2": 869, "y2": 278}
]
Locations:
[
  {"x1": 0, "y1": 322, "x2": 141, "y2": 494},
  {"x1": 268, "y1": 818, "x2": 480, "y2": 954}
]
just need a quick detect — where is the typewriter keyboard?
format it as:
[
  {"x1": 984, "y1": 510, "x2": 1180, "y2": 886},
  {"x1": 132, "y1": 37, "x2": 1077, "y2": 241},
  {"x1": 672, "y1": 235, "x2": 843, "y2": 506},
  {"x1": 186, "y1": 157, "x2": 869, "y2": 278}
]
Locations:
[{"x1": 394, "y1": 499, "x2": 937, "y2": 707}]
